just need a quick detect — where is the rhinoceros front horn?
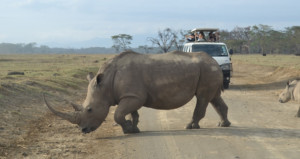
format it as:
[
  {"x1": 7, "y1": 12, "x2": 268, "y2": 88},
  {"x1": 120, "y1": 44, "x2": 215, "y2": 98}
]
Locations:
[{"x1": 43, "y1": 94, "x2": 79, "y2": 124}]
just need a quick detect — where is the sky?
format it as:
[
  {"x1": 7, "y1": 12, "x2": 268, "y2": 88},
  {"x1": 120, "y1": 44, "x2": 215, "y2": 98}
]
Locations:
[{"x1": 1, "y1": 0, "x2": 299, "y2": 48}]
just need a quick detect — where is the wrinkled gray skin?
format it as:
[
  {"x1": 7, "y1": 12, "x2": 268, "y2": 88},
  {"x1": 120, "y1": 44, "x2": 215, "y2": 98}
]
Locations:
[
  {"x1": 279, "y1": 80, "x2": 300, "y2": 117},
  {"x1": 45, "y1": 51, "x2": 231, "y2": 134}
]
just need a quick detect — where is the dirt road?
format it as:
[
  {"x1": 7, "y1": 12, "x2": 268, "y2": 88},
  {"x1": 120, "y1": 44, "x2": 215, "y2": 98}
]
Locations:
[{"x1": 1, "y1": 61, "x2": 300, "y2": 159}]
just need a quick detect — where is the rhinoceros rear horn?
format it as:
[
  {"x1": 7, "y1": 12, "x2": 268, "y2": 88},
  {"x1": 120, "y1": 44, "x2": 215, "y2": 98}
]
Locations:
[
  {"x1": 69, "y1": 102, "x2": 83, "y2": 111},
  {"x1": 43, "y1": 94, "x2": 79, "y2": 124}
]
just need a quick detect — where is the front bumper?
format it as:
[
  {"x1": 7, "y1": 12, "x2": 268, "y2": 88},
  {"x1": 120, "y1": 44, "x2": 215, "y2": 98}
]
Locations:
[{"x1": 222, "y1": 70, "x2": 231, "y2": 83}]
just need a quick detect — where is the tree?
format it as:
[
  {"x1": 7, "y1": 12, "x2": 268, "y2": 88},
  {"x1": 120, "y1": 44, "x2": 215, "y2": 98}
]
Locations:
[
  {"x1": 39, "y1": 45, "x2": 50, "y2": 54},
  {"x1": 250, "y1": 24, "x2": 273, "y2": 54},
  {"x1": 267, "y1": 30, "x2": 285, "y2": 54},
  {"x1": 24, "y1": 42, "x2": 37, "y2": 53},
  {"x1": 112, "y1": 44, "x2": 121, "y2": 53},
  {"x1": 138, "y1": 45, "x2": 153, "y2": 54},
  {"x1": 148, "y1": 28, "x2": 176, "y2": 53},
  {"x1": 220, "y1": 27, "x2": 251, "y2": 53},
  {"x1": 111, "y1": 34, "x2": 132, "y2": 52},
  {"x1": 285, "y1": 26, "x2": 300, "y2": 54},
  {"x1": 173, "y1": 30, "x2": 188, "y2": 51}
]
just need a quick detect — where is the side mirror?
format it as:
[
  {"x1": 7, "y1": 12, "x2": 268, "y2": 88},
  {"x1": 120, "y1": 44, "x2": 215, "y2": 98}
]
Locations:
[{"x1": 229, "y1": 49, "x2": 233, "y2": 55}]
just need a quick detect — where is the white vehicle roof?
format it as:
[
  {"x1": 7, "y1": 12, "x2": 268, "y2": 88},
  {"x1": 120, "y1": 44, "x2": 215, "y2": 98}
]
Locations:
[
  {"x1": 184, "y1": 42, "x2": 226, "y2": 45},
  {"x1": 191, "y1": 28, "x2": 219, "y2": 33}
]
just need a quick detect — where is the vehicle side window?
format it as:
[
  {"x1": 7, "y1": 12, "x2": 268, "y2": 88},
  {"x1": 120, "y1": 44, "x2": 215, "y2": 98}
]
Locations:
[
  {"x1": 187, "y1": 46, "x2": 191, "y2": 52},
  {"x1": 183, "y1": 46, "x2": 188, "y2": 52},
  {"x1": 184, "y1": 46, "x2": 191, "y2": 52}
]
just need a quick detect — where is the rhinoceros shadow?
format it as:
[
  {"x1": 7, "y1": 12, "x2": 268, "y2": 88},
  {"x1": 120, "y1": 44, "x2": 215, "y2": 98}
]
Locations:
[
  {"x1": 230, "y1": 81, "x2": 288, "y2": 91},
  {"x1": 97, "y1": 126, "x2": 299, "y2": 140}
]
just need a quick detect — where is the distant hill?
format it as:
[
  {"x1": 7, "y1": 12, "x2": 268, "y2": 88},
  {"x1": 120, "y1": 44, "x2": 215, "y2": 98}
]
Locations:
[{"x1": 0, "y1": 42, "x2": 165, "y2": 54}]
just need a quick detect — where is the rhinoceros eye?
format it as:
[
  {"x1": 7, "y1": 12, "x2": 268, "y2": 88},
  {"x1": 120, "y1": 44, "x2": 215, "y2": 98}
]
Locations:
[{"x1": 87, "y1": 107, "x2": 92, "y2": 113}]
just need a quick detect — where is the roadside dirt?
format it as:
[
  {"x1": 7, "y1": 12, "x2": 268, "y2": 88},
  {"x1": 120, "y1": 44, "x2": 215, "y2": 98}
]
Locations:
[{"x1": 1, "y1": 60, "x2": 300, "y2": 159}]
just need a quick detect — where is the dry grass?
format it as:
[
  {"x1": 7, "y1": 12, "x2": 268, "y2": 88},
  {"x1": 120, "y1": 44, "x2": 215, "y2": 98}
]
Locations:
[
  {"x1": 0, "y1": 54, "x2": 117, "y2": 157},
  {"x1": 231, "y1": 54, "x2": 300, "y2": 70},
  {"x1": 0, "y1": 54, "x2": 115, "y2": 97}
]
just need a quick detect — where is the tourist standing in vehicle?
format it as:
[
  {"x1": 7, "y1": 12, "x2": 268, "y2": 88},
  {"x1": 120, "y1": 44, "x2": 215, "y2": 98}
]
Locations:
[
  {"x1": 186, "y1": 33, "x2": 195, "y2": 42},
  {"x1": 197, "y1": 32, "x2": 205, "y2": 42}
]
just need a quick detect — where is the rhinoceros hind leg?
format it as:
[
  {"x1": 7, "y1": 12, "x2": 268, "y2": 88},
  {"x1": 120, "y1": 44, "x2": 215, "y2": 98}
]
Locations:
[
  {"x1": 218, "y1": 120, "x2": 231, "y2": 127},
  {"x1": 185, "y1": 123, "x2": 200, "y2": 129},
  {"x1": 210, "y1": 96, "x2": 231, "y2": 127},
  {"x1": 186, "y1": 97, "x2": 209, "y2": 129},
  {"x1": 296, "y1": 107, "x2": 300, "y2": 118}
]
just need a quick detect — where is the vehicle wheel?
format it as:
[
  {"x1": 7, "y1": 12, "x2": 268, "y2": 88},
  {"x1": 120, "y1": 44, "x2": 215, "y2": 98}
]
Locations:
[{"x1": 223, "y1": 82, "x2": 229, "y2": 89}]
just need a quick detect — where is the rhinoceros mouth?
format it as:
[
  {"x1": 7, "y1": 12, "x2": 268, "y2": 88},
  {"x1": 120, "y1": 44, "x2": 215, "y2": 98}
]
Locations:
[
  {"x1": 279, "y1": 99, "x2": 288, "y2": 103},
  {"x1": 81, "y1": 127, "x2": 96, "y2": 134}
]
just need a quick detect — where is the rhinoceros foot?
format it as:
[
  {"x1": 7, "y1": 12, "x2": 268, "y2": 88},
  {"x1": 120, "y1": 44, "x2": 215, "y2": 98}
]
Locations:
[
  {"x1": 218, "y1": 120, "x2": 231, "y2": 127},
  {"x1": 132, "y1": 126, "x2": 140, "y2": 133},
  {"x1": 122, "y1": 120, "x2": 140, "y2": 134},
  {"x1": 185, "y1": 123, "x2": 200, "y2": 129}
]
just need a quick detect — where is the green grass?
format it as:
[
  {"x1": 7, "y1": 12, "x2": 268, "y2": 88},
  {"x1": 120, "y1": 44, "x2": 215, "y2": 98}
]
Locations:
[
  {"x1": 0, "y1": 54, "x2": 115, "y2": 98},
  {"x1": 231, "y1": 54, "x2": 300, "y2": 70}
]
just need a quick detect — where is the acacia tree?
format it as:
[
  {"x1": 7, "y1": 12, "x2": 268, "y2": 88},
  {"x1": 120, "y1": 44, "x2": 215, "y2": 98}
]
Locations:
[
  {"x1": 148, "y1": 28, "x2": 176, "y2": 53},
  {"x1": 286, "y1": 26, "x2": 300, "y2": 54},
  {"x1": 220, "y1": 27, "x2": 251, "y2": 53},
  {"x1": 111, "y1": 34, "x2": 132, "y2": 52},
  {"x1": 250, "y1": 24, "x2": 273, "y2": 54},
  {"x1": 138, "y1": 45, "x2": 153, "y2": 54},
  {"x1": 173, "y1": 29, "x2": 188, "y2": 51}
]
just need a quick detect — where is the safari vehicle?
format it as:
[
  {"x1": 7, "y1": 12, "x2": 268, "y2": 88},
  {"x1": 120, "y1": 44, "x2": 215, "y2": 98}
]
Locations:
[{"x1": 183, "y1": 28, "x2": 233, "y2": 89}]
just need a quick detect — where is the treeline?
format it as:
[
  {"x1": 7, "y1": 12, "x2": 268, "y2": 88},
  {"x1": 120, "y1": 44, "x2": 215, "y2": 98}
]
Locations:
[
  {"x1": 0, "y1": 42, "x2": 162, "y2": 54},
  {"x1": 0, "y1": 24, "x2": 299, "y2": 54},
  {"x1": 219, "y1": 25, "x2": 300, "y2": 54},
  {"x1": 0, "y1": 43, "x2": 116, "y2": 54}
]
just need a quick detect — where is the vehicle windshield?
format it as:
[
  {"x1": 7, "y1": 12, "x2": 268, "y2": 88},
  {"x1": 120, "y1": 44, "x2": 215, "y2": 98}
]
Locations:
[{"x1": 192, "y1": 44, "x2": 228, "y2": 56}]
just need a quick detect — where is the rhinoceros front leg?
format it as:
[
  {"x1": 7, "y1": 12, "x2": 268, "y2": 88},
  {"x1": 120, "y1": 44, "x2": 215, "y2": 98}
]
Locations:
[
  {"x1": 210, "y1": 96, "x2": 231, "y2": 127},
  {"x1": 296, "y1": 106, "x2": 300, "y2": 118},
  {"x1": 114, "y1": 98, "x2": 142, "y2": 134},
  {"x1": 131, "y1": 110, "x2": 140, "y2": 133},
  {"x1": 186, "y1": 98, "x2": 209, "y2": 129}
]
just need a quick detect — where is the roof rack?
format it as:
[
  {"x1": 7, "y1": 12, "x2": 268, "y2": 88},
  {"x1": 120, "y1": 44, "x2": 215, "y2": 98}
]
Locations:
[{"x1": 191, "y1": 28, "x2": 219, "y2": 33}]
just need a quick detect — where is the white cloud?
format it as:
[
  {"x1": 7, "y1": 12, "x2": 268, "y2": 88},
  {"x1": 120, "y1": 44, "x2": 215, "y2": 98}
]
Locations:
[{"x1": 12, "y1": 0, "x2": 35, "y2": 7}]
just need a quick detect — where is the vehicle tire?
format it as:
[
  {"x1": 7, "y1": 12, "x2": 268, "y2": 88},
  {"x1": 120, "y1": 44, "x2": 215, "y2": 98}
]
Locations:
[{"x1": 223, "y1": 82, "x2": 229, "y2": 89}]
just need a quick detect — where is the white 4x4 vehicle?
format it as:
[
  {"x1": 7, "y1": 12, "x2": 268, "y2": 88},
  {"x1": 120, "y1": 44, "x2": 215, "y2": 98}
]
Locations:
[{"x1": 183, "y1": 28, "x2": 232, "y2": 89}]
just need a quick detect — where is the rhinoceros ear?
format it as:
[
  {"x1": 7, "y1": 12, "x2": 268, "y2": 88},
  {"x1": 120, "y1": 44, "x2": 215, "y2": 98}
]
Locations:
[
  {"x1": 96, "y1": 74, "x2": 104, "y2": 85},
  {"x1": 287, "y1": 81, "x2": 290, "y2": 87},
  {"x1": 87, "y1": 72, "x2": 94, "y2": 82}
]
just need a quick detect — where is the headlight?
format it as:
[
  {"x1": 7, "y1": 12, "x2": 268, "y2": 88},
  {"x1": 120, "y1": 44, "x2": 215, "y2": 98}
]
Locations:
[{"x1": 220, "y1": 63, "x2": 231, "y2": 70}]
